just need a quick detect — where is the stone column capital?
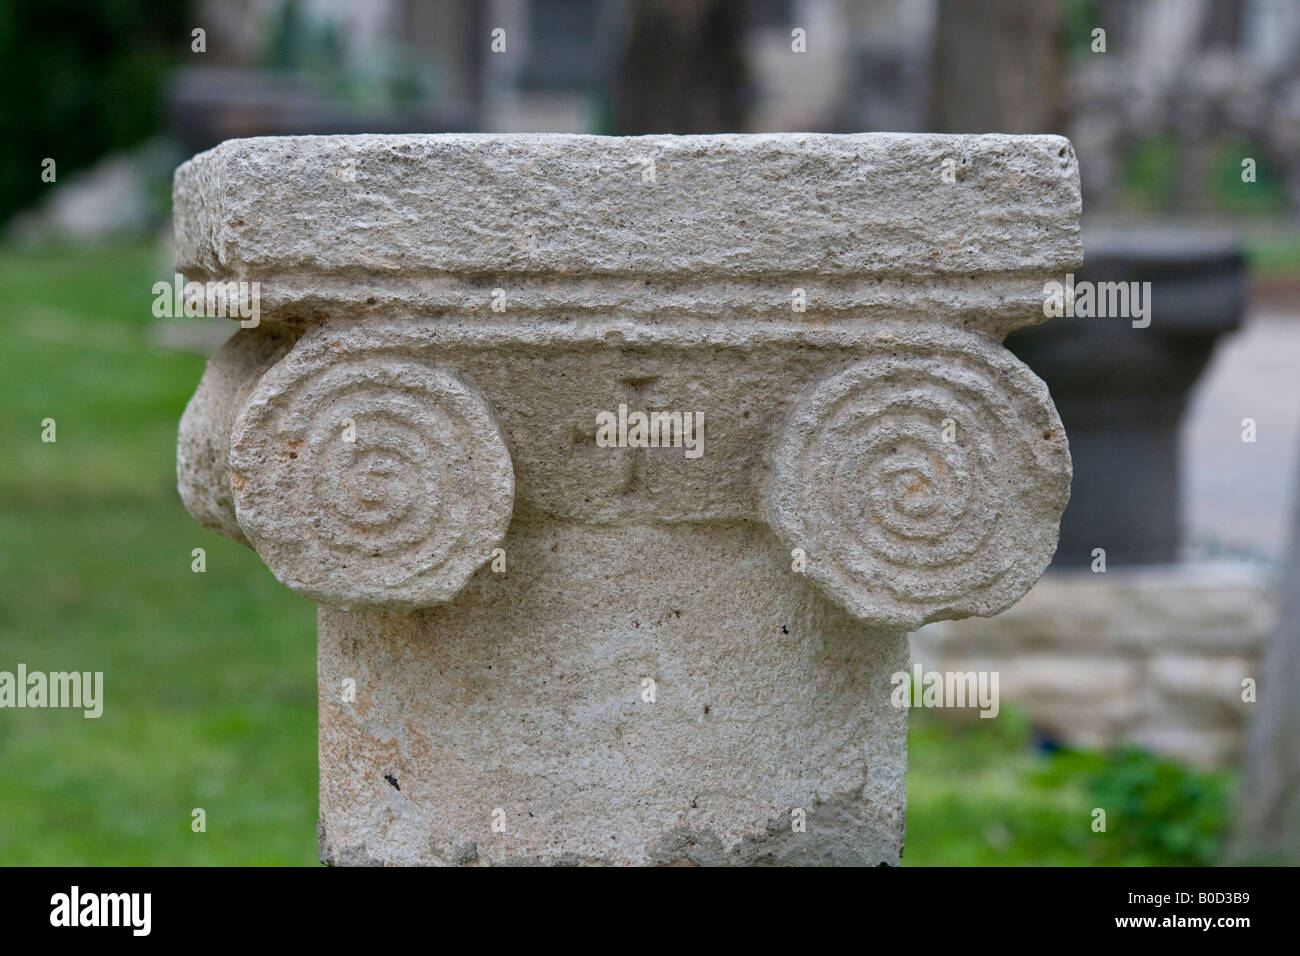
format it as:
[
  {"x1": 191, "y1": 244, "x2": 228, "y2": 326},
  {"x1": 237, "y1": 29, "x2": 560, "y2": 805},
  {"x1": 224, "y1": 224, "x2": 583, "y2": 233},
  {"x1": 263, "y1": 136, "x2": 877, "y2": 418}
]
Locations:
[
  {"x1": 175, "y1": 133, "x2": 1079, "y2": 865},
  {"x1": 178, "y1": 132, "x2": 1078, "y2": 625}
]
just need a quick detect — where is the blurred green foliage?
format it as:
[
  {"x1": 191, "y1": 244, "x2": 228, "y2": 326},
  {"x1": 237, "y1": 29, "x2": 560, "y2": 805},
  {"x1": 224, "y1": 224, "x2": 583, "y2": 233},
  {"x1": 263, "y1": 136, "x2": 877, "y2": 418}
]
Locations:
[
  {"x1": 1122, "y1": 134, "x2": 1181, "y2": 213},
  {"x1": 1081, "y1": 748, "x2": 1233, "y2": 865},
  {"x1": 906, "y1": 709, "x2": 1234, "y2": 866},
  {"x1": 0, "y1": 240, "x2": 317, "y2": 864},
  {"x1": 1248, "y1": 233, "x2": 1300, "y2": 281},
  {"x1": 0, "y1": 0, "x2": 190, "y2": 225},
  {"x1": 1122, "y1": 133, "x2": 1289, "y2": 216},
  {"x1": 1211, "y1": 139, "x2": 1288, "y2": 215},
  {"x1": 265, "y1": 0, "x2": 439, "y2": 110},
  {"x1": 1065, "y1": 0, "x2": 1104, "y2": 58}
]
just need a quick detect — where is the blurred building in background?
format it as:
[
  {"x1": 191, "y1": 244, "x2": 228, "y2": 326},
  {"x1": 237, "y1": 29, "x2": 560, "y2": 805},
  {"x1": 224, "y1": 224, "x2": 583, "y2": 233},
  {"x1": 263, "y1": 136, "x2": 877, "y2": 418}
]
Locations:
[
  {"x1": 1072, "y1": 0, "x2": 1300, "y2": 214},
  {"x1": 11, "y1": 0, "x2": 1300, "y2": 232}
]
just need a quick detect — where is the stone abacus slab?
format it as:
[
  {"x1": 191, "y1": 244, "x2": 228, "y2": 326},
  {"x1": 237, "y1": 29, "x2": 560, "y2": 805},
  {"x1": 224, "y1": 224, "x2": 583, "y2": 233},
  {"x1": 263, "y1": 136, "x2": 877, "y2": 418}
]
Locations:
[{"x1": 174, "y1": 132, "x2": 1080, "y2": 335}]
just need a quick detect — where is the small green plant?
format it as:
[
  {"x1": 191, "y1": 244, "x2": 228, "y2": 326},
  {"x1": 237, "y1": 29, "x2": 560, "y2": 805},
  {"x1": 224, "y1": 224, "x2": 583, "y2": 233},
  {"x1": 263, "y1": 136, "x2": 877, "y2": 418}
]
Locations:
[
  {"x1": 906, "y1": 708, "x2": 1235, "y2": 866},
  {"x1": 1085, "y1": 747, "x2": 1233, "y2": 866},
  {"x1": 1211, "y1": 138, "x2": 1287, "y2": 215},
  {"x1": 1122, "y1": 134, "x2": 1180, "y2": 212}
]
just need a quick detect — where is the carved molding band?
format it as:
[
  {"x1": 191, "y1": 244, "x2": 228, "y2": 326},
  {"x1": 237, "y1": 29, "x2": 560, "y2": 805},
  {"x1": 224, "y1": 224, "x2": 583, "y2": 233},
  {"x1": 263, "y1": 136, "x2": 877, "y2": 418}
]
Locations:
[
  {"x1": 228, "y1": 342, "x2": 515, "y2": 609},
  {"x1": 766, "y1": 327, "x2": 1071, "y2": 631}
]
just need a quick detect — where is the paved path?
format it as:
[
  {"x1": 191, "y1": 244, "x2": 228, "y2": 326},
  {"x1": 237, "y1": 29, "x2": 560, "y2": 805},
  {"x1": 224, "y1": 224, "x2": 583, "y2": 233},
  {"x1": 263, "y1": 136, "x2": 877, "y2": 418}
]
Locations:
[{"x1": 1182, "y1": 308, "x2": 1300, "y2": 564}]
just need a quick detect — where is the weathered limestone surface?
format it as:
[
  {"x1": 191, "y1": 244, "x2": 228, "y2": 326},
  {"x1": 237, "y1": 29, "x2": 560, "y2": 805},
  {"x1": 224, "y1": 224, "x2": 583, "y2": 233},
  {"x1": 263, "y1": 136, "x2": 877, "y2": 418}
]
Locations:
[
  {"x1": 174, "y1": 133, "x2": 1080, "y2": 865},
  {"x1": 173, "y1": 133, "x2": 1080, "y2": 336},
  {"x1": 318, "y1": 525, "x2": 907, "y2": 866}
]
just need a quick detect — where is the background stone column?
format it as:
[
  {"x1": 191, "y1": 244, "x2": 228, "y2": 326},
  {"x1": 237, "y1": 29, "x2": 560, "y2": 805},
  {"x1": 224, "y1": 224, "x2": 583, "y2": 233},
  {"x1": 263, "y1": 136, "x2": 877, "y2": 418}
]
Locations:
[{"x1": 174, "y1": 133, "x2": 1080, "y2": 865}]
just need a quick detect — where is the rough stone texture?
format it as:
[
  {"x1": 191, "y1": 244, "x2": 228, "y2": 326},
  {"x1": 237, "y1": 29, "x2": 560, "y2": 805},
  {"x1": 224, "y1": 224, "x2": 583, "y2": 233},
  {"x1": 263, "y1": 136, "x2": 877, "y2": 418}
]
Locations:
[
  {"x1": 317, "y1": 523, "x2": 906, "y2": 866},
  {"x1": 173, "y1": 133, "x2": 1080, "y2": 337},
  {"x1": 910, "y1": 562, "x2": 1275, "y2": 766},
  {"x1": 230, "y1": 343, "x2": 514, "y2": 609},
  {"x1": 173, "y1": 133, "x2": 1081, "y2": 865},
  {"x1": 766, "y1": 325, "x2": 1068, "y2": 630},
  {"x1": 177, "y1": 325, "x2": 297, "y2": 546}
]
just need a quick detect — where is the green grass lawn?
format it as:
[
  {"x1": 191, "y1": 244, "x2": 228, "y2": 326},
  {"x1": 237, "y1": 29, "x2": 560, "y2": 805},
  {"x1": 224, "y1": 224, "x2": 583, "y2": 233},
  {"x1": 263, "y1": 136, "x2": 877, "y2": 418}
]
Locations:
[
  {"x1": 0, "y1": 240, "x2": 1235, "y2": 865},
  {"x1": 0, "y1": 240, "x2": 317, "y2": 865}
]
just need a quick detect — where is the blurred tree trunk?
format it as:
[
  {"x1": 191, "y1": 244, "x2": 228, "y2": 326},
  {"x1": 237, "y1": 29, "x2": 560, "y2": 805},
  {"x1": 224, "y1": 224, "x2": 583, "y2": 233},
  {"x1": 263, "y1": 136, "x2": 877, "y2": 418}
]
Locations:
[
  {"x1": 1231, "y1": 459, "x2": 1300, "y2": 863},
  {"x1": 929, "y1": 0, "x2": 1065, "y2": 133},
  {"x1": 612, "y1": 0, "x2": 748, "y2": 134}
]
